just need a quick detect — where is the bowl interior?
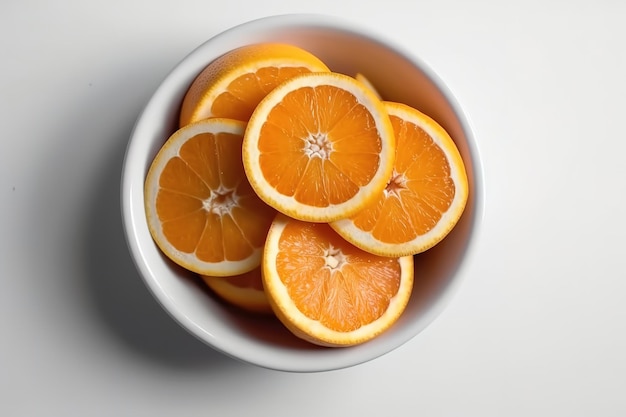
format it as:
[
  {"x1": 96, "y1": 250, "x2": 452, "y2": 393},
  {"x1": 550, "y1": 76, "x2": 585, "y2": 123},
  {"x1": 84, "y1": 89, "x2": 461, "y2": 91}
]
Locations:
[{"x1": 121, "y1": 14, "x2": 483, "y2": 372}]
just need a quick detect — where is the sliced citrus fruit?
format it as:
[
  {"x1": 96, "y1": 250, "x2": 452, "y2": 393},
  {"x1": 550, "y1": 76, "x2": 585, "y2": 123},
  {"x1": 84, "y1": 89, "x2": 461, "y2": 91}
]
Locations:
[
  {"x1": 331, "y1": 101, "x2": 469, "y2": 256},
  {"x1": 355, "y1": 72, "x2": 382, "y2": 99},
  {"x1": 179, "y1": 43, "x2": 330, "y2": 126},
  {"x1": 242, "y1": 71, "x2": 396, "y2": 223},
  {"x1": 200, "y1": 268, "x2": 272, "y2": 314},
  {"x1": 262, "y1": 214, "x2": 414, "y2": 347},
  {"x1": 144, "y1": 118, "x2": 276, "y2": 276}
]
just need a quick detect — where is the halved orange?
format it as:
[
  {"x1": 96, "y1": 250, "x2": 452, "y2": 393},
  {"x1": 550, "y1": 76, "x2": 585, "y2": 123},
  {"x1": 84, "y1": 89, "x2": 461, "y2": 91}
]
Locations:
[
  {"x1": 144, "y1": 118, "x2": 276, "y2": 276},
  {"x1": 331, "y1": 101, "x2": 469, "y2": 256},
  {"x1": 262, "y1": 214, "x2": 414, "y2": 347},
  {"x1": 200, "y1": 268, "x2": 272, "y2": 314},
  {"x1": 179, "y1": 43, "x2": 330, "y2": 126},
  {"x1": 242, "y1": 71, "x2": 396, "y2": 223}
]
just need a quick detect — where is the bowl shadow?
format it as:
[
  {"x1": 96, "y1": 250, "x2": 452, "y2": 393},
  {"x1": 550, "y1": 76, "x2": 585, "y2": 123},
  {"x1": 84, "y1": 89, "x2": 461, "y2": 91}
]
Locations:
[{"x1": 76, "y1": 60, "x2": 245, "y2": 372}]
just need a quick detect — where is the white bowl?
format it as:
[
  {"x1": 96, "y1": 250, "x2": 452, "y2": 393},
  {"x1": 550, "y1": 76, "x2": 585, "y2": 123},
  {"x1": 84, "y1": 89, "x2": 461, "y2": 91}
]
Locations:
[{"x1": 120, "y1": 13, "x2": 484, "y2": 372}]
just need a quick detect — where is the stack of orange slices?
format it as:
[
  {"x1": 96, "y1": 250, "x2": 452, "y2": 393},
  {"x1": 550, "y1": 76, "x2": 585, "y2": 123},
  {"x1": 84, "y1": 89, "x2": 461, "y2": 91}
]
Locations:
[{"x1": 144, "y1": 43, "x2": 468, "y2": 347}]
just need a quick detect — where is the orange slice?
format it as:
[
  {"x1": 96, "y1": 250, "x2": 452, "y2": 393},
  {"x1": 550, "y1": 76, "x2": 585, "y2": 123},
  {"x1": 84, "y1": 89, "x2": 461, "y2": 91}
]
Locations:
[
  {"x1": 355, "y1": 72, "x2": 382, "y2": 99},
  {"x1": 262, "y1": 214, "x2": 414, "y2": 347},
  {"x1": 144, "y1": 118, "x2": 276, "y2": 276},
  {"x1": 179, "y1": 43, "x2": 330, "y2": 126},
  {"x1": 200, "y1": 268, "x2": 272, "y2": 314},
  {"x1": 331, "y1": 101, "x2": 469, "y2": 256},
  {"x1": 242, "y1": 72, "x2": 396, "y2": 223}
]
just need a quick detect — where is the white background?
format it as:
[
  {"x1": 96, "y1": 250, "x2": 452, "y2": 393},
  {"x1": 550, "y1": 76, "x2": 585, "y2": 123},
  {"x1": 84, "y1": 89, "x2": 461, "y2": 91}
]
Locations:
[{"x1": 2, "y1": 0, "x2": 625, "y2": 415}]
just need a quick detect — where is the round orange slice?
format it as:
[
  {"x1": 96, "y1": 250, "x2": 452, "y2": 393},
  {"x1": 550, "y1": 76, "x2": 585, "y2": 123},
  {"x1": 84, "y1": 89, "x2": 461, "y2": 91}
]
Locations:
[
  {"x1": 179, "y1": 43, "x2": 330, "y2": 126},
  {"x1": 242, "y1": 71, "x2": 396, "y2": 223},
  {"x1": 144, "y1": 118, "x2": 276, "y2": 276},
  {"x1": 355, "y1": 72, "x2": 382, "y2": 99},
  {"x1": 200, "y1": 268, "x2": 272, "y2": 314},
  {"x1": 262, "y1": 214, "x2": 414, "y2": 347},
  {"x1": 331, "y1": 101, "x2": 469, "y2": 256}
]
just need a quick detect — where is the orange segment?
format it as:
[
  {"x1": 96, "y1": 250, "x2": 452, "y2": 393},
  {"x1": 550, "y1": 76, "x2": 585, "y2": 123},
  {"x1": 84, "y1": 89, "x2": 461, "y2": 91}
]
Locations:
[
  {"x1": 200, "y1": 268, "x2": 272, "y2": 314},
  {"x1": 243, "y1": 72, "x2": 396, "y2": 222},
  {"x1": 262, "y1": 214, "x2": 414, "y2": 347},
  {"x1": 144, "y1": 118, "x2": 276, "y2": 276},
  {"x1": 331, "y1": 101, "x2": 469, "y2": 256},
  {"x1": 179, "y1": 43, "x2": 330, "y2": 126}
]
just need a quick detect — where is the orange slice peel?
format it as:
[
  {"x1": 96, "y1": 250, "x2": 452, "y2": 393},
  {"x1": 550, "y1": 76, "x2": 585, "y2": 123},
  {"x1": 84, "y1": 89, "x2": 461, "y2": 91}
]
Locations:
[{"x1": 201, "y1": 268, "x2": 272, "y2": 314}]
